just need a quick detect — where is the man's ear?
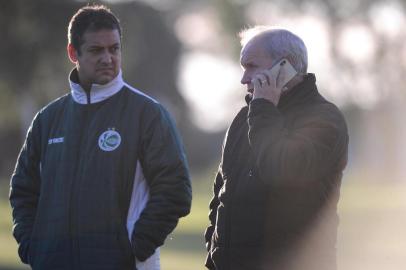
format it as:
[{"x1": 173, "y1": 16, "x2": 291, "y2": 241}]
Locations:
[{"x1": 67, "y1": 43, "x2": 78, "y2": 63}]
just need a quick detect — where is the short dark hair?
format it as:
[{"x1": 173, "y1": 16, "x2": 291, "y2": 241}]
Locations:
[{"x1": 68, "y1": 5, "x2": 122, "y2": 53}]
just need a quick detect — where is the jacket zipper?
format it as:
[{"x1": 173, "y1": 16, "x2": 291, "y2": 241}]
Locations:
[
  {"x1": 86, "y1": 90, "x2": 91, "y2": 104},
  {"x1": 224, "y1": 175, "x2": 235, "y2": 270},
  {"x1": 222, "y1": 116, "x2": 248, "y2": 270},
  {"x1": 69, "y1": 108, "x2": 91, "y2": 269}
]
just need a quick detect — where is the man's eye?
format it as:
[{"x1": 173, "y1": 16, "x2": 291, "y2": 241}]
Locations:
[
  {"x1": 242, "y1": 64, "x2": 255, "y2": 70},
  {"x1": 89, "y1": 48, "x2": 101, "y2": 53}
]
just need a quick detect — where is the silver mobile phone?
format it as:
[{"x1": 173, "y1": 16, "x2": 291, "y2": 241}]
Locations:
[{"x1": 268, "y1": 58, "x2": 298, "y2": 87}]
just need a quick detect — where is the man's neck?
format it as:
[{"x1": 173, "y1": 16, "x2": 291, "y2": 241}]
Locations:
[{"x1": 77, "y1": 73, "x2": 91, "y2": 92}]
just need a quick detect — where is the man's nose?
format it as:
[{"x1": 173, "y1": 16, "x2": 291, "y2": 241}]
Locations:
[
  {"x1": 241, "y1": 71, "x2": 250, "y2": 85},
  {"x1": 100, "y1": 50, "x2": 113, "y2": 64}
]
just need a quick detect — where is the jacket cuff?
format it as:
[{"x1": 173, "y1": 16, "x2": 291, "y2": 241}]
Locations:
[
  {"x1": 133, "y1": 245, "x2": 152, "y2": 262},
  {"x1": 18, "y1": 240, "x2": 30, "y2": 265},
  {"x1": 205, "y1": 252, "x2": 216, "y2": 270}
]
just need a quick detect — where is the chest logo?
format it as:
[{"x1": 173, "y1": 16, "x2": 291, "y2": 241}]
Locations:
[
  {"x1": 98, "y1": 129, "x2": 121, "y2": 152},
  {"x1": 48, "y1": 137, "x2": 64, "y2": 145}
]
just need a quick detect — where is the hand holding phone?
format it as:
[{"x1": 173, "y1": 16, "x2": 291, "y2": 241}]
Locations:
[{"x1": 251, "y1": 58, "x2": 298, "y2": 105}]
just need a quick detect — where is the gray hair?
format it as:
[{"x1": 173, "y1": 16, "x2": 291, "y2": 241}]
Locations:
[{"x1": 239, "y1": 26, "x2": 308, "y2": 73}]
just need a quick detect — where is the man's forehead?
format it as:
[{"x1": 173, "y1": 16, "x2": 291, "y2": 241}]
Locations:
[
  {"x1": 240, "y1": 40, "x2": 268, "y2": 62},
  {"x1": 82, "y1": 29, "x2": 121, "y2": 44}
]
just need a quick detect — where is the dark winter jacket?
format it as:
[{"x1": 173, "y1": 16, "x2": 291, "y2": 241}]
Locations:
[
  {"x1": 10, "y1": 70, "x2": 192, "y2": 270},
  {"x1": 205, "y1": 74, "x2": 348, "y2": 270}
]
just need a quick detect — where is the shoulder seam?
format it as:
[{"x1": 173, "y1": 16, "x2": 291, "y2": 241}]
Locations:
[
  {"x1": 39, "y1": 93, "x2": 70, "y2": 114},
  {"x1": 123, "y1": 83, "x2": 159, "y2": 104}
]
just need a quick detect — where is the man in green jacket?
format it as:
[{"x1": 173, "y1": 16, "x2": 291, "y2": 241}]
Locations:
[{"x1": 10, "y1": 5, "x2": 192, "y2": 270}]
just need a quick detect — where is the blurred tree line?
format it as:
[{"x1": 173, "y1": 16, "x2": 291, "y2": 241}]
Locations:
[{"x1": 1, "y1": 0, "x2": 406, "y2": 183}]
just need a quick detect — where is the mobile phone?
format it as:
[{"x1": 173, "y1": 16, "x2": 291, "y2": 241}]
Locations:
[{"x1": 267, "y1": 58, "x2": 298, "y2": 88}]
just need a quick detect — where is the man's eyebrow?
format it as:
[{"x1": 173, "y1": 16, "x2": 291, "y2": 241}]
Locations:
[
  {"x1": 87, "y1": 44, "x2": 103, "y2": 49},
  {"x1": 86, "y1": 43, "x2": 120, "y2": 49}
]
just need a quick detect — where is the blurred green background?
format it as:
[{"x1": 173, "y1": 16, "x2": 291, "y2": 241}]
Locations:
[
  {"x1": 1, "y1": 176, "x2": 406, "y2": 269},
  {"x1": 1, "y1": 0, "x2": 406, "y2": 269}
]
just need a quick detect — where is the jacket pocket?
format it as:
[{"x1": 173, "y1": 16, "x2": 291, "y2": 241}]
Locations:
[{"x1": 118, "y1": 231, "x2": 134, "y2": 260}]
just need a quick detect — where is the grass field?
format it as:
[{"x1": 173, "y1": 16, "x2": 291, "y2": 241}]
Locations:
[{"x1": 1, "y1": 173, "x2": 405, "y2": 270}]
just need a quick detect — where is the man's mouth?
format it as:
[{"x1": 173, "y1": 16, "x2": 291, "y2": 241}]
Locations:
[{"x1": 97, "y1": 68, "x2": 113, "y2": 72}]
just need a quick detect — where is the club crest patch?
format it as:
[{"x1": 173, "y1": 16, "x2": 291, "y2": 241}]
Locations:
[{"x1": 98, "y1": 129, "x2": 121, "y2": 151}]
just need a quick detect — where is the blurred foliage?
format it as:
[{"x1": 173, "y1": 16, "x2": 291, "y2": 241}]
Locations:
[
  {"x1": 1, "y1": 177, "x2": 406, "y2": 270},
  {"x1": 1, "y1": 0, "x2": 406, "y2": 182}
]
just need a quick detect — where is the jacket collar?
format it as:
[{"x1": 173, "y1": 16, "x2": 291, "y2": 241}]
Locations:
[
  {"x1": 69, "y1": 68, "x2": 125, "y2": 104},
  {"x1": 278, "y1": 73, "x2": 318, "y2": 110}
]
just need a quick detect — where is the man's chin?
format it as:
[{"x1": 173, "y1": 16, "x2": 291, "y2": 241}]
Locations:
[{"x1": 96, "y1": 75, "x2": 115, "y2": 85}]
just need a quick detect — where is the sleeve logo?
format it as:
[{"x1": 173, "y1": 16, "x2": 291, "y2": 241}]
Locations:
[{"x1": 98, "y1": 129, "x2": 121, "y2": 151}]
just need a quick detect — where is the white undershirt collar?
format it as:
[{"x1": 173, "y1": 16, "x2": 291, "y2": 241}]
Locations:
[{"x1": 69, "y1": 69, "x2": 125, "y2": 104}]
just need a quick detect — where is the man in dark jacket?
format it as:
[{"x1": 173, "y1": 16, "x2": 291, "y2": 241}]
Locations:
[
  {"x1": 10, "y1": 5, "x2": 192, "y2": 270},
  {"x1": 205, "y1": 27, "x2": 348, "y2": 270}
]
